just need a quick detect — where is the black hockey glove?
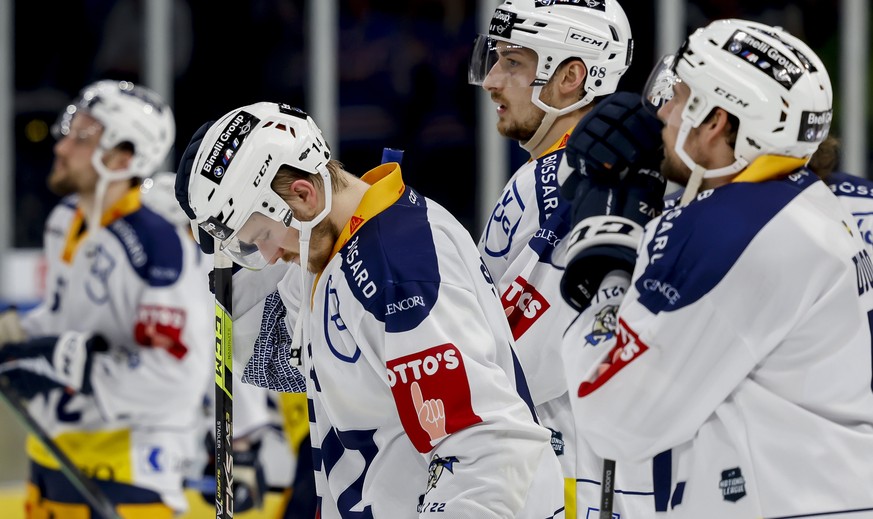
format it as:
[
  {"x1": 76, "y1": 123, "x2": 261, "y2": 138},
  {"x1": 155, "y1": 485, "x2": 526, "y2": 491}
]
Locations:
[
  {"x1": 0, "y1": 333, "x2": 109, "y2": 399},
  {"x1": 558, "y1": 91, "x2": 663, "y2": 202},
  {"x1": 175, "y1": 120, "x2": 216, "y2": 254},
  {"x1": 557, "y1": 92, "x2": 667, "y2": 312}
]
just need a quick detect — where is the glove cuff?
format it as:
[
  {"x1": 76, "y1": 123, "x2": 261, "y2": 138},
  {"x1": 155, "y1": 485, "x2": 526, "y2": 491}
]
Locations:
[{"x1": 565, "y1": 215, "x2": 643, "y2": 254}]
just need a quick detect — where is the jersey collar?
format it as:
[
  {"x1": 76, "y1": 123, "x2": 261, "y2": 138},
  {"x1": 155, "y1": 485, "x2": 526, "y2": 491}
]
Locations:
[
  {"x1": 328, "y1": 162, "x2": 406, "y2": 263},
  {"x1": 532, "y1": 128, "x2": 574, "y2": 162},
  {"x1": 731, "y1": 155, "x2": 809, "y2": 184},
  {"x1": 63, "y1": 187, "x2": 142, "y2": 263}
]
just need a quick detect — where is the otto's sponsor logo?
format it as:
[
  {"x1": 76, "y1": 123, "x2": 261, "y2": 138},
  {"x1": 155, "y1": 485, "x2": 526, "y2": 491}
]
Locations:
[
  {"x1": 385, "y1": 295, "x2": 425, "y2": 316},
  {"x1": 577, "y1": 317, "x2": 648, "y2": 397},
  {"x1": 386, "y1": 346, "x2": 460, "y2": 387},
  {"x1": 387, "y1": 344, "x2": 482, "y2": 453},
  {"x1": 345, "y1": 235, "x2": 377, "y2": 298},
  {"x1": 642, "y1": 278, "x2": 681, "y2": 305},
  {"x1": 501, "y1": 276, "x2": 550, "y2": 340},
  {"x1": 797, "y1": 109, "x2": 832, "y2": 143}
]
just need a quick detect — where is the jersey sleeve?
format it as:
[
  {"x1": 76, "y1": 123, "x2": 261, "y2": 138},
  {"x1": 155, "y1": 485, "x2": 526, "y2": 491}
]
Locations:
[{"x1": 360, "y1": 273, "x2": 550, "y2": 516}]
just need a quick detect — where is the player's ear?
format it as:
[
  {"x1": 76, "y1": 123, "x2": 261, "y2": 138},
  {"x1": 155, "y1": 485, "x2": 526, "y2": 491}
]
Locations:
[
  {"x1": 288, "y1": 179, "x2": 320, "y2": 217},
  {"x1": 558, "y1": 59, "x2": 587, "y2": 97}
]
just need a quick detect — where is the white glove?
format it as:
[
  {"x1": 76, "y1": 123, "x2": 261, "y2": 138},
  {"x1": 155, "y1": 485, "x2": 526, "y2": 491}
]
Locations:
[{"x1": 0, "y1": 310, "x2": 27, "y2": 346}]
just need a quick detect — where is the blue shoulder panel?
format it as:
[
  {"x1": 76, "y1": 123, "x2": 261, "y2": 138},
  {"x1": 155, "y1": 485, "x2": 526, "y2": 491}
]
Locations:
[
  {"x1": 635, "y1": 170, "x2": 819, "y2": 313},
  {"x1": 106, "y1": 206, "x2": 183, "y2": 286},
  {"x1": 827, "y1": 170, "x2": 873, "y2": 200},
  {"x1": 339, "y1": 187, "x2": 440, "y2": 333}
]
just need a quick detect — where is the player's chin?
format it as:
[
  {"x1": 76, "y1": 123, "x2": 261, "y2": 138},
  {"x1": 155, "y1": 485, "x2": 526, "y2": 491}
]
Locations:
[{"x1": 281, "y1": 251, "x2": 299, "y2": 265}]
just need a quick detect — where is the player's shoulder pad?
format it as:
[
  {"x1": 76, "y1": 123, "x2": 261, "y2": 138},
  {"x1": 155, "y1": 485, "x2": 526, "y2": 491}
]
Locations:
[
  {"x1": 636, "y1": 169, "x2": 818, "y2": 313},
  {"x1": 338, "y1": 187, "x2": 440, "y2": 332},
  {"x1": 106, "y1": 205, "x2": 183, "y2": 286},
  {"x1": 826, "y1": 170, "x2": 873, "y2": 200}
]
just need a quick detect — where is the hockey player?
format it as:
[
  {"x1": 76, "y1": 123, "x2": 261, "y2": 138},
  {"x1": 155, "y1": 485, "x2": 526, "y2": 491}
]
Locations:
[
  {"x1": 468, "y1": 0, "x2": 659, "y2": 515},
  {"x1": 0, "y1": 80, "x2": 213, "y2": 517},
  {"x1": 561, "y1": 19, "x2": 873, "y2": 517},
  {"x1": 175, "y1": 101, "x2": 565, "y2": 518}
]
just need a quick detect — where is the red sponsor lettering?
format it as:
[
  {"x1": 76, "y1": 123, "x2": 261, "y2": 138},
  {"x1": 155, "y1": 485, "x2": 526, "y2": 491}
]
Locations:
[
  {"x1": 577, "y1": 317, "x2": 648, "y2": 397},
  {"x1": 133, "y1": 305, "x2": 188, "y2": 359},
  {"x1": 501, "y1": 276, "x2": 550, "y2": 340},
  {"x1": 387, "y1": 344, "x2": 482, "y2": 453}
]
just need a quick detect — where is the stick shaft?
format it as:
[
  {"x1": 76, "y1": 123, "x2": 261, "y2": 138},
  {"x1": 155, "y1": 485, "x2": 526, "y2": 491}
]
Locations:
[
  {"x1": 213, "y1": 251, "x2": 234, "y2": 519},
  {"x1": 0, "y1": 379, "x2": 122, "y2": 519}
]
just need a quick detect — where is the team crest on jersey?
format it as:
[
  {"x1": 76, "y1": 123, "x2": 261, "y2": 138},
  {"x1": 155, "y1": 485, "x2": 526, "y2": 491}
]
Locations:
[
  {"x1": 323, "y1": 275, "x2": 362, "y2": 362},
  {"x1": 719, "y1": 467, "x2": 747, "y2": 502},
  {"x1": 85, "y1": 245, "x2": 116, "y2": 304},
  {"x1": 585, "y1": 305, "x2": 618, "y2": 346},
  {"x1": 483, "y1": 181, "x2": 525, "y2": 257},
  {"x1": 425, "y1": 454, "x2": 458, "y2": 494},
  {"x1": 501, "y1": 276, "x2": 550, "y2": 340}
]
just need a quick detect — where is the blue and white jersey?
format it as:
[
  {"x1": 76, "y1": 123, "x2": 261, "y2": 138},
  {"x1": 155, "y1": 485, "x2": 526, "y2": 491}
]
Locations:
[
  {"x1": 481, "y1": 132, "x2": 655, "y2": 517},
  {"x1": 263, "y1": 164, "x2": 563, "y2": 518},
  {"x1": 826, "y1": 170, "x2": 873, "y2": 257},
  {"x1": 572, "y1": 158, "x2": 873, "y2": 518},
  {"x1": 19, "y1": 188, "x2": 214, "y2": 512}
]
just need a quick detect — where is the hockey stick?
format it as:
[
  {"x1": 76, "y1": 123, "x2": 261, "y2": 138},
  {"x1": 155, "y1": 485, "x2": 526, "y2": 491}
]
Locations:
[
  {"x1": 599, "y1": 458, "x2": 616, "y2": 519},
  {"x1": 213, "y1": 248, "x2": 234, "y2": 519},
  {"x1": 0, "y1": 376, "x2": 122, "y2": 519}
]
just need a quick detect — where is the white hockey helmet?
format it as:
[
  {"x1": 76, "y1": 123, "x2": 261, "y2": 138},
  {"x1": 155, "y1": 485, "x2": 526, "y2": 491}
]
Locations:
[
  {"x1": 644, "y1": 19, "x2": 833, "y2": 179},
  {"x1": 184, "y1": 102, "x2": 331, "y2": 269},
  {"x1": 53, "y1": 80, "x2": 175, "y2": 177}
]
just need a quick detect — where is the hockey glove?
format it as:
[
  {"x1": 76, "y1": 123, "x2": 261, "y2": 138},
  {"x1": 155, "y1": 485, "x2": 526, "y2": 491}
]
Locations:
[
  {"x1": 558, "y1": 91, "x2": 663, "y2": 202},
  {"x1": 557, "y1": 92, "x2": 667, "y2": 312},
  {"x1": 175, "y1": 120, "x2": 216, "y2": 254},
  {"x1": 0, "y1": 309, "x2": 27, "y2": 346},
  {"x1": 0, "y1": 332, "x2": 109, "y2": 399}
]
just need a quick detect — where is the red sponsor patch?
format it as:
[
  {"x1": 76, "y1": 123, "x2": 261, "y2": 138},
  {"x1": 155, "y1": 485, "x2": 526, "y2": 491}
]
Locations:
[
  {"x1": 578, "y1": 317, "x2": 648, "y2": 397},
  {"x1": 387, "y1": 344, "x2": 482, "y2": 453},
  {"x1": 501, "y1": 276, "x2": 551, "y2": 340},
  {"x1": 134, "y1": 305, "x2": 189, "y2": 359},
  {"x1": 349, "y1": 215, "x2": 365, "y2": 234}
]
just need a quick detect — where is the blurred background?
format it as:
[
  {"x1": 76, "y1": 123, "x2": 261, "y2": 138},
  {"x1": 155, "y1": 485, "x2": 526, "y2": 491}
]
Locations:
[{"x1": 0, "y1": 0, "x2": 868, "y2": 517}]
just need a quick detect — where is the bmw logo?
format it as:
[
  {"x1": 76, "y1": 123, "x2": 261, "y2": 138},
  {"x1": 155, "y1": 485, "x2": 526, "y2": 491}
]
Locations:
[
  {"x1": 214, "y1": 166, "x2": 225, "y2": 178},
  {"x1": 728, "y1": 41, "x2": 742, "y2": 53}
]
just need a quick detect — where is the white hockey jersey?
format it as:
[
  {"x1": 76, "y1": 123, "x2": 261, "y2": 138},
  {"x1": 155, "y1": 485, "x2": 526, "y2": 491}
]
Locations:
[
  {"x1": 244, "y1": 164, "x2": 565, "y2": 518},
  {"x1": 480, "y1": 131, "x2": 655, "y2": 517},
  {"x1": 571, "y1": 158, "x2": 873, "y2": 518},
  {"x1": 19, "y1": 188, "x2": 214, "y2": 512}
]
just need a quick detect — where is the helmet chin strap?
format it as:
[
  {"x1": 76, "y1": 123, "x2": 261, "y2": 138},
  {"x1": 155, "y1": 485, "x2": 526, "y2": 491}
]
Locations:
[
  {"x1": 520, "y1": 86, "x2": 592, "y2": 155},
  {"x1": 290, "y1": 168, "x2": 334, "y2": 366},
  {"x1": 674, "y1": 119, "x2": 748, "y2": 207},
  {"x1": 89, "y1": 149, "x2": 142, "y2": 230}
]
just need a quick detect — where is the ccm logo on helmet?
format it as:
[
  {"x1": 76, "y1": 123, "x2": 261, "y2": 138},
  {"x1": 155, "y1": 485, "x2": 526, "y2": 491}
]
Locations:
[
  {"x1": 253, "y1": 154, "x2": 273, "y2": 187},
  {"x1": 567, "y1": 29, "x2": 608, "y2": 49}
]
